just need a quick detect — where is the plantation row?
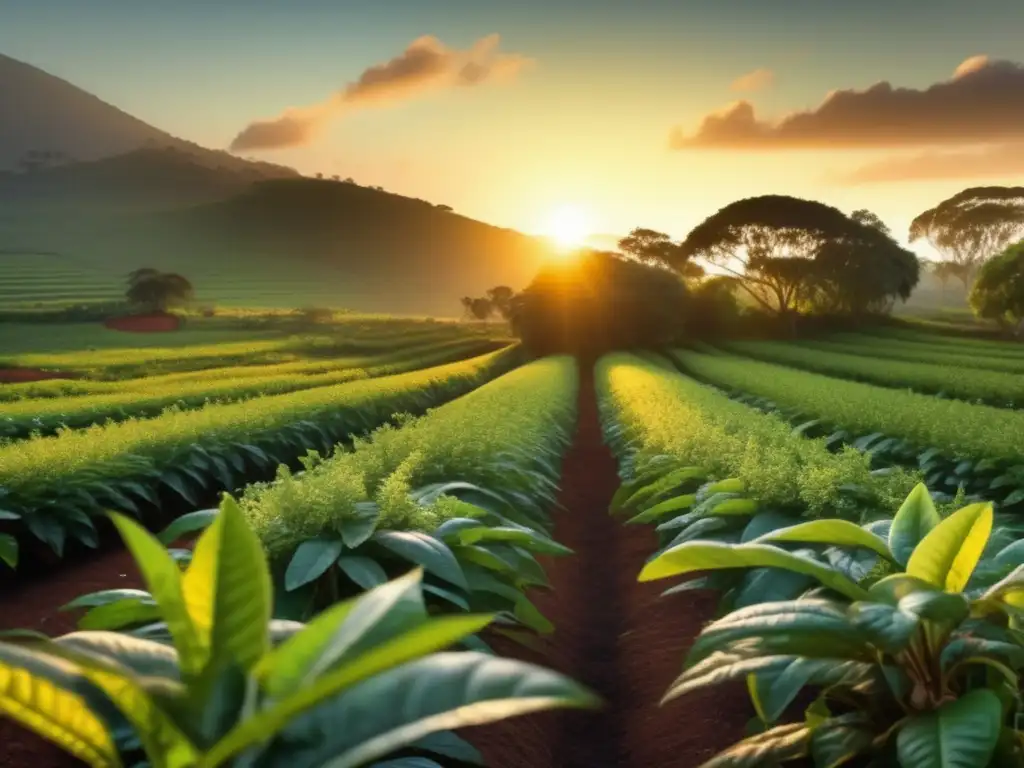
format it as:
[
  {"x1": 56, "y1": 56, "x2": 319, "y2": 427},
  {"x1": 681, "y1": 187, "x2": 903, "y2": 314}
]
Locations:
[
  {"x1": 672, "y1": 349, "x2": 1024, "y2": 509},
  {"x1": 796, "y1": 336, "x2": 1024, "y2": 375},
  {"x1": 0, "y1": 338, "x2": 505, "y2": 439},
  {"x1": 0, "y1": 356, "x2": 593, "y2": 768},
  {"x1": 721, "y1": 339, "x2": 1024, "y2": 407},
  {"x1": 598, "y1": 354, "x2": 1024, "y2": 766},
  {"x1": 0, "y1": 346, "x2": 520, "y2": 568}
]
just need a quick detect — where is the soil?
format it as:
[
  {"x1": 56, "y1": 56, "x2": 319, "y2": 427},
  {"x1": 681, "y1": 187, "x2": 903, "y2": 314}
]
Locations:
[
  {"x1": 103, "y1": 313, "x2": 181, "y2": 332},
  {"x1": 463, "y1": 361, "x2": 750, "y2": 767},
  {"x1": 0, "y1": 368, "x2": 77, "y2": 383},
  {"x1": 0, "y1": 361, "x2": 752, "y2": 767}
]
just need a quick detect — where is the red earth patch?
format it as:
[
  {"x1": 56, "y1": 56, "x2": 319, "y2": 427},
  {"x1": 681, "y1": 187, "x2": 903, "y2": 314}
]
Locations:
[
  {"x1": 104, "y1": 313, "x2": 181, "y2": 332},
  {"x1": 0, "y1": 368, "x2": 77, "y2": 383}
]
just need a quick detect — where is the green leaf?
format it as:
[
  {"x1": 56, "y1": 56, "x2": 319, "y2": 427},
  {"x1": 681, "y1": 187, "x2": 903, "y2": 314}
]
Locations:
[
  {"x1": 79, "y1": 600, "x2": 162, "y2": 632},
  {"x1": 896, "y1": 689, "x2": 1002, "y2": 768},
  {"x1": 810, "y1": 714, "x2": 875, "y2": 768},
  {"x1": 626, "y1": 493, "x2": 696, "y2": 525},
  {"x1": 513, "y1": 595, "x2": 554, "y2": 635},
  {"x1": 868, "y1": 574, "x2": 938, "y2": 605},
  {"x1": 906, "y1": 502, "x2": 993, "y2": 592},
  {"x1": 0, "y1": 532, "x2": 17, "y2": 568},
  {"x1": 219, "y1": 652, "x2": 599, "y2": 768},
  {"x1": 374, "y1": 531, "x2": 467, "y2": 590},
  {"x1": 755, "y1": 519, "x2": 894, "y2": 561},
  {"x1": 640, "y1": 542, "x2": 869, "y2": 601},
  {"x1": 55, "y1": 632, "x2": 181, "y2": 680},
  {"x1": 696, "y1": 722, "x2": 810, "y2": 768},
  {"x1": 453, "y1": 527, "x2": 572, "y2": 557},
  {"x1": 889, "y1": 483, "x2": 941, "y2": 567},
  {"x1": 109, "y1": 512, "x2": 204, "y2": 678},
  {"x1": 285, "y1": 538, "x2": 345, "y2": 592},
  {"x1": 0, "y1": 642, "x2": 122, "y2": 768},
  {"x1": 24, "y1": 513, "x2": 66, "y2": 557},
  {"x1": 339, "y1": 502, "x2": 380, "y2": 548},
  {"x1": 61, "y1": 589, "x2": 154, "y2": 612},
  {"x1": 336, "y1": 555, "x2": 388, "y2": 590},
  {"x1": 180, "y1": 497, "x2": 271, "y2": 674},
  {"x1": 156, "y1": 509, "x2": 218, "y2": 546}
]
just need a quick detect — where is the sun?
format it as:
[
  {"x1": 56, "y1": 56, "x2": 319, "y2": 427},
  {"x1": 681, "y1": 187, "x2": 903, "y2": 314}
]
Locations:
[{"x1": 546, "y1": 204, "x2": 591, "y2": 249}]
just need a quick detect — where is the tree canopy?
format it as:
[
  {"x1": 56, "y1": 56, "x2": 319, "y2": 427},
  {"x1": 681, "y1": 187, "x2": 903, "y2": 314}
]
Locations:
[
  {"x1": 969, "y1": 241, "x2": 1024, "y2": 333},
  {"x1": 909, "y1": 186, "x2": 1024, "y2": 287},
  {"x1": 677, "y1": 195, "x2": 916, "y2": 318},
  {"x1": 125, "y1": 269, "x2": 193, "y2": 312},
  {"x1": 510, "y1": 249, "x2": 688, "y2": 355},
  {"x1": 617, "y1": 227, "x2": 704, "y2": 278}
]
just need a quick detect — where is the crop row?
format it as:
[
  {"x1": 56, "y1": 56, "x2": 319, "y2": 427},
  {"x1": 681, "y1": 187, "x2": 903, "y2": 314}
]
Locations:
[
  {"x1": 860, "y1": 326, "x2": 1024, "y2": 358},
  {"x1": 721, "y1": 339, "x2": 1024, "y2": 407},
  {"x1": 596, "y1": 352, "x2": 919, "y2": 525},
  {"x1": 2, "y1": 357, "x2": 589, "y2": 768},
  {"x1": 796, "y1": 336, "x2": 1024, "y2": 374},
  {"x1": 671, "y1": 349, "x2": 1024, "y2": 509},
  {"x1": 0, "y1": 346, "x2": 520, "y2": 568},
  {"x1": 0, "y1": 338, "x2": 506, "y2": 439}
]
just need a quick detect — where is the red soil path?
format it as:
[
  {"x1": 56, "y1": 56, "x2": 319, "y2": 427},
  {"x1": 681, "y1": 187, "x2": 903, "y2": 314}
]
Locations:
[
  {"x1": 0, "y1": 368, "x2": 77, "y2": 383},
  {"x1": 104, "y1": 313, "x2": 181, "y2": 332},
  {"x1": 464, "y1": 362, "x2": 750, "y2": 767},
  {"x1": 0, "y1": 362, "x2": 750, "y2": 767}
]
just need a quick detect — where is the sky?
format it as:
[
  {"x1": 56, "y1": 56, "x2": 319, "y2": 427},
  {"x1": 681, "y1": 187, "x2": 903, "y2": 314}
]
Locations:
[{"x1": 3, "y1": 0, "x2": 1024, "y2": 255}]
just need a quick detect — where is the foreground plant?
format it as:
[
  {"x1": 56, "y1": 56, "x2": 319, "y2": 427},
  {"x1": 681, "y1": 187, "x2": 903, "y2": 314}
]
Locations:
[
  {"x1": 653, "y1": 486, "x2": 1024, "y2": 766},
  {"x1": 0, "y1": 502, "x2": 597, "y2": 767}
]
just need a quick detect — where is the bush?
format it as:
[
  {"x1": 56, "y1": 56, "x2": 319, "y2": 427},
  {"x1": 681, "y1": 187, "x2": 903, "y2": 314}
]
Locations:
[{"x1": 511, "y1": 250, "x2": 689, "y2": 356}]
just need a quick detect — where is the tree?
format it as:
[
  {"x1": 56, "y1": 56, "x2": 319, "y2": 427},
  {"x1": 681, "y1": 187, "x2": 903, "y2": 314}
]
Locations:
[
  {"x1": 469, "y1": 297, "x2": 493, "y2": 320},
  {"x1": 909, "y1": 186, "x2": 1024, "y2": 288},
  {"x1": 929, "y1": 260, "x2": 966, "y2": 293},
  {"x1": 809, "y1": 209, "x2": 919, "y2": 316},
  {"x1": 486, "y1": 286, "x2": 515, "y2": 320},
  {"x1": 969, "y1": 241, "x2": 1024, "y2": 336},
  {"x1": 510, "y1": 249, "x2": 688, "y2": 355},
  {"x1": 677, "y1": 195, "x2": 866, "y2": 317},
  {"x1": 126, "y1": 270, "x2": 194, "y2": 312},
  {"x1": 436, "y1": 204, "x2": 454, "y2": 213},
  {"x1": 617, "y1": 227, "x2": 705, "y2": 278}
]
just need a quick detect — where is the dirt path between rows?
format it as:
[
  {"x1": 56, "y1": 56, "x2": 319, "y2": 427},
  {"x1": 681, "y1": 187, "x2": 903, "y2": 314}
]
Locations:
[{"x1": 465, "y1": 360, "x2": 750, "y2": 767}]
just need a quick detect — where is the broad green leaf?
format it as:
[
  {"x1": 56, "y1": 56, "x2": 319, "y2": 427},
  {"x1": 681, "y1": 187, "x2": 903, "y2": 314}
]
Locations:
[
  {"x1": 454, "y1": 526, "x2": 572, "y2": 556},
  {"x1": 906, "y1": 502, "x2": 993, "y2": 592},
  {"x1": 336, "y1": 555, "x2": 388, "y2": 590},
  {"x1": 109, "y1": 513, "x2": 204, "y2": 677},
  {"x1": 898, "y1": 590, "x2": 969, "y2": 624},
  {"x1": 221, "y1": 652, "x2": 599, "y2": 768},
  {"x1": 61, "y1": 589, "x2": 154, "y2": 612},
  {"x1": 259, "y1": 569, "x2": 425, "y2": 698},
  {"x1": 810, "y1": 713, "x2": 874, "y2": 768},
  {"x1": 0, "y1": 533, "x2": 17, "y2": 569},
  {"x1": 626, "y1": 493, "x2": 696, "y2": 524},
  {"x1": 156, "y1": 509, "x2": 218, "y2": 547},
  {"x1": 0, "y1": 643, "x2": 121, "y2": 768},
  {"x1": 205, "y1": 624, "x2": 514, "y2": 766},
  {"x1": 869, "y1": 574, "x2": 938, "y2": 605},
  {"x1": 848, "y1": 603, "x2": 919, "y2": 654},
  {"x1": 284, "y1": 538, "x2": 345, "y2": 591},
  {"x1": 640, "y1": 542, "x2": 869, "y2": 601},
  {"x1": 181, "y1": 497, "x2": 271, "y2": 674},
  {"x1": 374, "y1": 531, "x2": 467, "y2": 590},
  {"x1": 755, "y1": 520, "x2": 894, "y2": 561},
  {"x1": 623, "y1": 466, "x2": 706, "y2": 511},
  {"x1": 411, "y1": 731, "x2": 483, "y2": 764},
  {"x1": 339, "y1": 502, "x2": 380, "y2": 549},
  {"x1": 711, "y1": 498, "x2": 758, "y2": 516},
  {"x1": 696, "y1": 722, "x2": 810, "y2": 768},
  {"x1": 896, "y1": 689, "x2": 1002, "y2": 768},
  {"x1": 513, "y1": 595, "x2": 554, "y2": 635},
  {"x1": 889, "y1": 483, "x2": 941, "y2": 567},
  {"x1": 24, "y1": 513, "x2": 66, "y2": 557},
  {"x1": 79, "y1": 600, "x2": 162, "y2": 632}
]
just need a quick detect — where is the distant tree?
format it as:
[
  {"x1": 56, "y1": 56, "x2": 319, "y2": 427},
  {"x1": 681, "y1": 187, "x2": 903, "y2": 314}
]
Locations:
[
  {"x1": 436, "y1": 204, "x2": 454, "y2": 213},
  {"x1": 469, "y1": 297, "x2": 493, "y2": 321},
  {"x1": 617, "y1": 227, "x2": 705, "y2": 279},
  {"x1": 910, "y1": 187, "x2": 1024, "y2": 288},
  {"x1": 126, "y1": 270, "x2": 194, "y2": 313},
  {"x1": 331, "y1": 174, "x2": 340, "y2": 182},
  {"x1": 460, "y1": 296, "x2": 475, "y2": 318},
  {"x1": 510, "y1": 249, "x2": 689, "y2": 355},
  {"x1": 678, "y1": 195, "x2": 863, "y2": 318},
  {"x1": 315, "y1": 172, "x2": 324, "y2": 180},
  {"x1": 486, "y1": 286, "x2": 516, "y2": 320},
  {"x1": 344, "y1": 177, "x2": 355, "y2": 184},
  {"x1": 969, "y1": 241, "x2": 1024, "y2": 336},
  {"x1": 850, "y1": 208, "x2": 892, "y2": 236},
  {"x1": 929, "y1": 260, "x2": 964, "y2": 293}
]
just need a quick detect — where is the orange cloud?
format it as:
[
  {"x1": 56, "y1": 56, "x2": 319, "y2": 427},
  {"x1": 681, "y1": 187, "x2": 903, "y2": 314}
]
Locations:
[
  {"x1": 830, "y1": 142, "x2": 1024, "y2": 185},
  {"x1": 230, "y1": 34, "x2": 530, "y2": 152},
  {"x1": 671, "y1": 56, "x2": 1024, "y2": 149},
  {"x1": 730, "y1": 68, "x2": 774, "y2": 92}
]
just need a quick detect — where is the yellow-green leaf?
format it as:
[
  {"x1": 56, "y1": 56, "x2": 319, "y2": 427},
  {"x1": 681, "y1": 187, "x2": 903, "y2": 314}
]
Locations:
[
  {"x1": 906, "y1": 502, "x2": 993, "y2": 592},
  {"x1": 109, "y1": 513, "x2": 204, "y2": 677},
  {"x1": 756, "y1": 520, "x2": 894, "y2": 561},
  {"x1": 0, "y1": 645, "x2": 120, "y2": 768}
]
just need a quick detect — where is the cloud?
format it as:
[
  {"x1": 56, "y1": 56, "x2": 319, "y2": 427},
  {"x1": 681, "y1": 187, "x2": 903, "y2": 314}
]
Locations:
[
  {"x1": 671, "y1": 56, "x2": 1024, "y2": 149},
  {"x1": 830, "y1": 142, "x2": 1024, "y2": 185},
  {"x1": 730, "y1": 68, "x2": 774, "y2": 92},
  {"x1": 230, "y1": 34, "x2": 529, "y2": 152}
]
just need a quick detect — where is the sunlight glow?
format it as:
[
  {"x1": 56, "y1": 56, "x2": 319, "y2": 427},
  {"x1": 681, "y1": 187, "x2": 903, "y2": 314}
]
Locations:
[{"x1": 546, "y1": 204, "x2": 591, "y2": 249}]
